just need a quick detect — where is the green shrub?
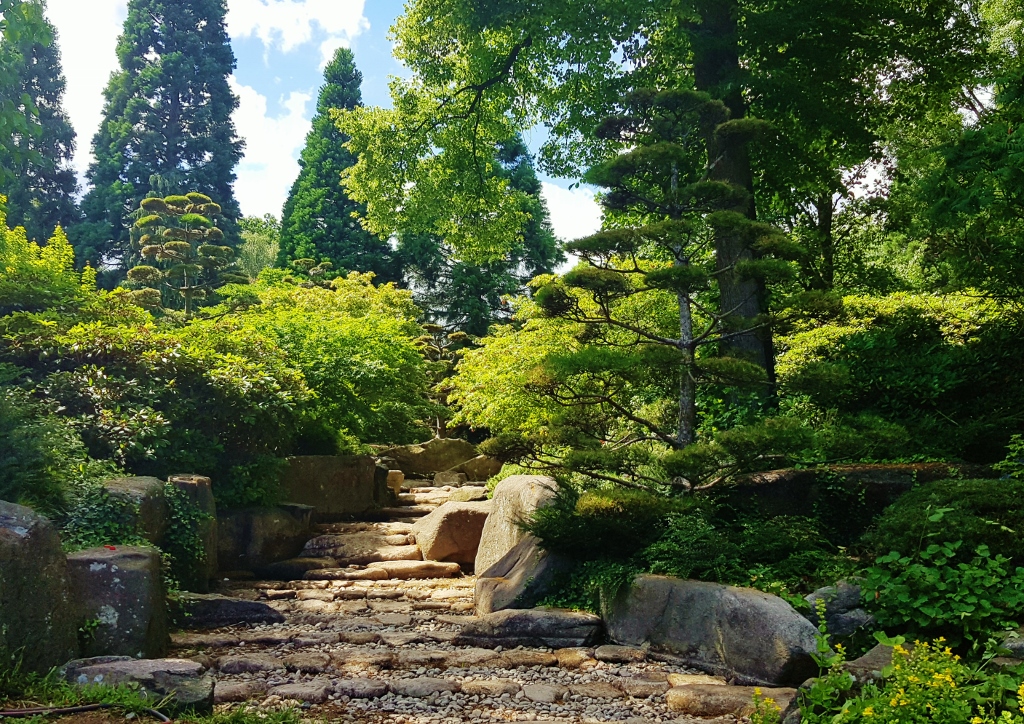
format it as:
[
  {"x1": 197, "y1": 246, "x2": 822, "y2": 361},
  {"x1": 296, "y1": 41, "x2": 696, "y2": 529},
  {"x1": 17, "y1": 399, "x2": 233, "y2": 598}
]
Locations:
[
  {"x1": 863, "y1": 540, "x2": 1024, "y2": 648},
  {"x1": 778, "y1": 293, "x2": 1024, "y2": 462},
  {"x1": 864, "y1": 478, "x2": 1024, "y2": 563},
  {"x1": 523, "y1": 486, "x2": 692, "y2": 561},
  {"x1": 0, "y1": 385, "x2": 117, "y2": 512}
]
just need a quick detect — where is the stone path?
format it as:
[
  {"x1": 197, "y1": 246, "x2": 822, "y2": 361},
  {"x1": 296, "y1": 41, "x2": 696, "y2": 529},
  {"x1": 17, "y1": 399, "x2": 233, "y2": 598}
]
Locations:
[{"x1": 170, "y1": 480, "x2": 749, "y2": 723}]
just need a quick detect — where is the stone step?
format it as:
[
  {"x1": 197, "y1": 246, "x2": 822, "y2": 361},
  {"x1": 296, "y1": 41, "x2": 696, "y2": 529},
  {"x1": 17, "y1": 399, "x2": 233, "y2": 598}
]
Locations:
[{"x1": 379, "y1": 505, "x2": 436, "y2": 518}]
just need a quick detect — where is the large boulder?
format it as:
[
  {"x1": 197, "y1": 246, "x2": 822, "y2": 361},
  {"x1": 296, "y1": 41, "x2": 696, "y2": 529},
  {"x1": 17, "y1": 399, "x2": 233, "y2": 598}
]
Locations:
[
  {"x1": 455, "y1": 608, "x2": 603, "y2": 649},
  {"x1": 474, "y1": 475, "x2": 558, "y2": 574},
  {"x1": 446, "y1": 455, "x2": 504, "y2": 482},
  {"x1": 279, "y1": 456, "x2": 390, "y2": 521},
  {"x1": 62, "y1": 656, "x2": 215, "y2": 713},
  {"x1": 103, "y1": 476, "x2": 169, "y2": 544},
  {"x1": 475, "y1": 535, "x2": 573, "y2": 614},
  {"x1": 381, "y1": 438, "x2": 479, "y2": 476},
  {"x1": 603, "y1": 575, "x2": 819, "y2": 686},
  {"x1": 0, "y1": 501, "x2": 78, "y2": 673},
  {"x1": 167, "y1": 475, "x2": 217, "y2": 592},
  {"x1": 66, "y1": 546, "x2": 167, "y2": 659},
  {"x1": 216, "y1": 505, "x2": 312, "y2": 572},
  {"x1": 174, "y1": 593, "x2": 285, "y2": 629},
  {"x1": 412, "y1": 501, "x2": 491, "y2": 565}
]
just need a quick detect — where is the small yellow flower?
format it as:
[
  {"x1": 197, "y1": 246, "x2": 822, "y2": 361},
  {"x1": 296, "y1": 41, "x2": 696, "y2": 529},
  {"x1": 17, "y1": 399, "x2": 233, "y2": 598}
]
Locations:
[{"x1": 863, "y1": 706, "x2": 874, "y2": 716}]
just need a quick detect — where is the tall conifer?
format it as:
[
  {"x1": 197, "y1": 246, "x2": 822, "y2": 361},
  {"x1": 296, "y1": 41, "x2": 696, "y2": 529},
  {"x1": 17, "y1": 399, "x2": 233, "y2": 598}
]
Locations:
[
  {"x1": 73, "y1": 0, "x2": 243, "y2": 272},
  {"x1": 278, "y1": 48, "x2": 400, "y2": 282},
  {"x1": 0, "y1": 0, "x2": 77, "y2": 241}
]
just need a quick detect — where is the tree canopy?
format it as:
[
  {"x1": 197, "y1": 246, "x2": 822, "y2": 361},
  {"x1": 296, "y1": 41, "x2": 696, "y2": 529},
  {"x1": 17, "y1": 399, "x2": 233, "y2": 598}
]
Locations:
[{"x1": 73, "y1": 0, "x2": 243, "y2": 273}]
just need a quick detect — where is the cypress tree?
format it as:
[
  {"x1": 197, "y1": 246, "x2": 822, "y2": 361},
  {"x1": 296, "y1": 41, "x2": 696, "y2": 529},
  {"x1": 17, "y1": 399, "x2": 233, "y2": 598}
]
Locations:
[
  {"x1": 0, "y1": 0, "x2": 77, "y2": 241},
  {"x1": 278, "y1": 47, "x2": 399, "y2": 282},
  {"x1": 73, "y1": 0, "x2": 243, "y2": 274}
]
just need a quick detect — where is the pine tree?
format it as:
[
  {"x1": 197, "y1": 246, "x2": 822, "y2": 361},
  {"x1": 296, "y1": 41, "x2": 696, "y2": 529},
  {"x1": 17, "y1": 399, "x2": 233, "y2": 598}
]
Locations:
[
  {"x1": 400, "y1": 136, "x2": 564, "y2": 335},
  {"x1": 72, "y1": 0, "x2": 243, "y2": 274},
  {"x1": 0, "y1": 0, "x2": 77, "y2": 241},
  {"x1": 278, "y1": 48, "x2": 399, "y2": 282}
]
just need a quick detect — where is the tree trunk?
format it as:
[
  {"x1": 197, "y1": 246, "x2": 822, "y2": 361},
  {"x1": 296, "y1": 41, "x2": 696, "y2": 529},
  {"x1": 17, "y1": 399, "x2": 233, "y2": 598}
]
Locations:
[
  {"x1": 816, "y1": 193, "x2": 835, "y2": 290},
  {"x1": 691, "y1": 0, "x2": 775, "y2": 384}
]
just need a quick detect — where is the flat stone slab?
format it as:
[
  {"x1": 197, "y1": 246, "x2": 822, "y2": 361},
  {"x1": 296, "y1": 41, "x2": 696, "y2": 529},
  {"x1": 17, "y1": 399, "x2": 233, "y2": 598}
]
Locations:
[
  {"x1": 366, "y1": 560, "x2": 462, "y2": 579},
  {"x1": 217, "y1": 654, "x2": 285, "y2": 674},
  {"x1": 523, "y1": 683, "x2": 568, "y2": 703},
  {"x1": 619, "y1": 678, "x2": 671, "y2": 697},
  {"x1": 335, "y1": 678, "x2": 388, "y2": 698},
  {"x1": 595, "y1": 644, "x2": 646, "y2": 663},
  {"x1": 214, "y1": 681, "x2": 267, "y2": 703},
  {"x1": 270, "y1": 681, "x2": 332, "y2": 703},
  {"x1": 62, "y1": 657, "x2": 214, "y2": 712},
  {"x1": 462, "y1": 679, "x2": 521, "y2": 696},
  {"x1": 176, "y1": 593, "x2": 284, "y2": 629},
  {"x1": 390, "y1": 677, "x2": 460, "y2": 697},
  {"x1": 455, "y1": 608, "x2": 603, "y2": 649},
  {"x1": 666, "y1": 685, "x2": 796, "y2": 717}
]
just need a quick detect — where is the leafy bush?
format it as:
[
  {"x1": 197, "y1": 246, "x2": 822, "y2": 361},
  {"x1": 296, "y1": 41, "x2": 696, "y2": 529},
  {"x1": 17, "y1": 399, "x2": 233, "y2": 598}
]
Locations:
[
  {"x1": 864, "y1": 478, "x2": 1024, "y2": 564},
  {"x1": 800, "y1": 638, "x2": 1024, "y2": 723},
  {"x1": 863, "y1": 541, "x2": 1024, "y2": 647},
  {"x1": 0, "y1": 213, "x2": 88, "y2": 315},
  {"x1": 523, "y1": 486, "x2": 692, "y2": 561},
  {"x1": 0, "y1": 384, "x2": 117, "y2": 512},
  {"x1": 778, "y1": 293, "x2": 1024, "y2": 462}
]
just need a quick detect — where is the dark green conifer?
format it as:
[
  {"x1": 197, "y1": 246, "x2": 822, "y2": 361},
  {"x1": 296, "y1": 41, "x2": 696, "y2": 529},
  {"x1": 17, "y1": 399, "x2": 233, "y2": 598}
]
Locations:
[
  {"x1": 0, "y1": 1, "x2": 78, "y2": 241},
  {"x1": 278, "y1": 47, "x2": 399, "y2": 282},
  {"x1": 73, "y1": 0, "x2": 243, "y2": 274}
]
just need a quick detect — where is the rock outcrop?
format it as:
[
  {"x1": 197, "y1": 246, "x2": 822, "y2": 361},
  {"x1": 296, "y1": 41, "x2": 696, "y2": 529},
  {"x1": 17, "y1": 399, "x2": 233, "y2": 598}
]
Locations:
[
  {"x1": 603, "y1": 575, "x2": 819, "y2": 686},
  {"x1": 167, "y1": 474, "x2": 217, "y2": 592},
  {"x1": 474, "y1": 475, "x2": 558, "y2": 574},
  {"x1": 381, "y1": 438, "x2": 479, "y2": 476},
  {"x1": 103, "y1": 476, "x2": 169, "y2": 544},
  {"x1": 217, "y1": 506, "x2": 312, "y2": 572},
  {"x1": 279, "y1": 456, "x2": 389, "y2": 521},
  {"x1": 0, "y1": 500, "x2": 78, "y2": 673},
  {"x1": 67, "y1": 545, "x2": 167, "y2": 658}
]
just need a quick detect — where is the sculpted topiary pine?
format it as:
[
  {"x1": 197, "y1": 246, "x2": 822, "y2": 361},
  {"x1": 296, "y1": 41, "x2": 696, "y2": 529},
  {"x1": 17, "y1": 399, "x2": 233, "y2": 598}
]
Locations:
[
  {"x1": 531, "y1": 90, "x2": 803, "y2": 489},
  {"x1": 127, "y1": 193, "x2": 246, "y2": 317}
]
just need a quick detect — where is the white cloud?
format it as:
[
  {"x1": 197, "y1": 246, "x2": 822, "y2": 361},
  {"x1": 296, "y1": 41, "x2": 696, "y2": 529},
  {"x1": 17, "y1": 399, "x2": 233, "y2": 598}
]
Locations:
[
  {"x1": 230, "y1": 77, "x2": 312, "y2": 217},
  {"x1": 541, "y1": 182, "x2": 603, "y2": 243},
  {"x1": 45, "y1": 0, "x2": 128, "y2": 178},
  {"x1": 227, "y1": 0, "x2": 369, "y2": 65}
]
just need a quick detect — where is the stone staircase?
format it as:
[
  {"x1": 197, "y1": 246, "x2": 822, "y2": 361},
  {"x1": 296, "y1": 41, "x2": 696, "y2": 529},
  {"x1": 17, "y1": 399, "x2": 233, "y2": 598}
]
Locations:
[{"x1": 168, "y1": 481, "x2": 751, "y2": 723}]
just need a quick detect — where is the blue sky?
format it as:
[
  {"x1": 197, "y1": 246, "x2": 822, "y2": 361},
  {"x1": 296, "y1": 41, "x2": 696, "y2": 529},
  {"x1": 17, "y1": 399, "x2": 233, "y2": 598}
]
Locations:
[{"x1": 45, "y1": 0, "x2": 602, "y2": 243}]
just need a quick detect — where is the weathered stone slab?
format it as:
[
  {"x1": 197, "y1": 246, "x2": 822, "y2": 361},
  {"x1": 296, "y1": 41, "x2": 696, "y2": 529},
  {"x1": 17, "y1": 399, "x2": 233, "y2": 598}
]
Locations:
[
  {"x1": 280, "y1": 455, "x2": 389, "y2": 521},
  {"x1": 217, "y1": 506, "x2": 311, "y2": 571},
  {"x1": 666, "y1": 685, "x2": 796, "y2": 717},
  {"x1": 0, "y1": 500, "x2": 78, "y2": 673},
  {"x1": 455, "y1": 608, "x2": 603, "y2": 649},
  {"x1": 67, "y1": 546, "x2": 167, "y2": 658},
  {"x1": 62, "y1": 657, "x2": 214, "y2": 712},
  {"x1": 175, "y1": 593, "x2": 284, "y2": 628},
  {"x1": 476, "y1": 535, "x2": 572, "y2": 613}
]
